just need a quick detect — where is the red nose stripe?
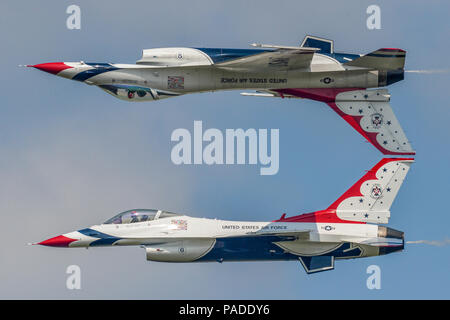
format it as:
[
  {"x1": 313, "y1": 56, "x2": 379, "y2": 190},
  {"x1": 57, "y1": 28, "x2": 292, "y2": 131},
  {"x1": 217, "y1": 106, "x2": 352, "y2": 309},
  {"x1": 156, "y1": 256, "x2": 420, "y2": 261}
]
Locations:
[
  {"x1": 38, "y1": 235, "x2": 76, "y2": 247},
  {"x1": 28, "y1": 62, "x2": 73, "y2": 75}
]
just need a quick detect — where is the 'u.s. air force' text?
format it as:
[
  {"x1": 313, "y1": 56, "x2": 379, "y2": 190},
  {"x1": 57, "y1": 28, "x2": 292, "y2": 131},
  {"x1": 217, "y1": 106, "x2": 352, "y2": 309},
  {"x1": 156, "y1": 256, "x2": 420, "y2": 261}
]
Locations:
[
  {"x1": 221, "y1": 77, "x2": 287, "y2": 84},
  {"x1": 222, "y1": 225, "x2": 287, "y2": 230}
]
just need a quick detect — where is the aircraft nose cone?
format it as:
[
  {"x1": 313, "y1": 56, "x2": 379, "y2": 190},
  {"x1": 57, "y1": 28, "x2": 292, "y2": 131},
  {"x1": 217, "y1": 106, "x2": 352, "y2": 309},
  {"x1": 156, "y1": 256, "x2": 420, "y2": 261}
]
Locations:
[
  {"x1": 28, "y1": 62, "x2": 72, "y2": 75},
  {"x1": 38, "y1": 235, "x2": 76, "y2": 247}
]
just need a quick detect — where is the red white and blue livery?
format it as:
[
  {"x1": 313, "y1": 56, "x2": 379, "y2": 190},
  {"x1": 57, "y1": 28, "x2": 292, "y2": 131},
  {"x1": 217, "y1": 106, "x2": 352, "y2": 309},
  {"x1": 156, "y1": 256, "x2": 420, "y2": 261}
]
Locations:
[
  {"x1": 36, "y1": 158, "x2": 412, "y2": 274},
  {"x1": 29, "y1": 35, "x2": 414, "y2": 156}
]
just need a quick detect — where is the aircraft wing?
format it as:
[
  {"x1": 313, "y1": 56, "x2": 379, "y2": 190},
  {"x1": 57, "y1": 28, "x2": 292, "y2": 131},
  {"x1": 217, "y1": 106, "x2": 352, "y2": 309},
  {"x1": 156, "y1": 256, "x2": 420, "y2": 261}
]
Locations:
[
  {"x1": 214, "y1": 47, "x2": 317, "y2": 72},
  {"x1": 243, "y1": 88, "x2": 415, "y2": 155}
]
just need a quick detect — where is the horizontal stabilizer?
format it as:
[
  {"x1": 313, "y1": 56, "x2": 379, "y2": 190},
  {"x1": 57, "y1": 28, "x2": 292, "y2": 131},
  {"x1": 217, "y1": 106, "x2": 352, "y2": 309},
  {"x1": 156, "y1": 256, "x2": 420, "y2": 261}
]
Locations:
[{"x1": 299, "y1": 256, "x2": 334, "y2": 274}]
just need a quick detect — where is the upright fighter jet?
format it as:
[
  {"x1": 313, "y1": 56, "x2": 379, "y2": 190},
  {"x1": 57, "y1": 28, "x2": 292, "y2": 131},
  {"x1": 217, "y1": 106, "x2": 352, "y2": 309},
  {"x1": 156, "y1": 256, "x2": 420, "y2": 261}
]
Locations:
[
  {"x1": 36, "y1": 158, "x2": 412, "y2": 274},
  {"x1": 28, "y1": 35, "x2": 414, "y2": 155}
]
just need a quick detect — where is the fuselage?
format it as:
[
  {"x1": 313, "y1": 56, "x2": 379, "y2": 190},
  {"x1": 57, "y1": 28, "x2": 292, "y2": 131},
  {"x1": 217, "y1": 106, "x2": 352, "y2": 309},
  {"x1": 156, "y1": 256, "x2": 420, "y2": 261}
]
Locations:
[
  {"x1": 30, "y1": 47, "x2": 395, "y2": 102},
  {"x1": 28, "y1": 44, "x2": 410, "y2": 156}
]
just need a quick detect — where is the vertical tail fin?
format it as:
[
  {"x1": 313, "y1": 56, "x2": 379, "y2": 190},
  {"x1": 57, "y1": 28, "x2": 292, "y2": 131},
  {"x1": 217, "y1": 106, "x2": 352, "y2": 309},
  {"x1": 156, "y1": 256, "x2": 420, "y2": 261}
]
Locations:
[
  {"x1": 275, "y1": 158, "x2": 413, "y2": 225},
  {"x1": 329, "y1": 158, "x2": 414, "y2": 224}
]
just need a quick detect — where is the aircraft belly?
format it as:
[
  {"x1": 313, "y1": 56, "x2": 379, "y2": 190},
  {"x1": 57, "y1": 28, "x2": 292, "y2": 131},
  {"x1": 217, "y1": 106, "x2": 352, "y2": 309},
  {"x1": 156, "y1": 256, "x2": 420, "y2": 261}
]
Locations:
[
  {"x1": 195, "y1": 236, "x2": 372, "y2": 263},
  {"x1": 197, "y1": 236, "x2": 300, "y2": 262}
]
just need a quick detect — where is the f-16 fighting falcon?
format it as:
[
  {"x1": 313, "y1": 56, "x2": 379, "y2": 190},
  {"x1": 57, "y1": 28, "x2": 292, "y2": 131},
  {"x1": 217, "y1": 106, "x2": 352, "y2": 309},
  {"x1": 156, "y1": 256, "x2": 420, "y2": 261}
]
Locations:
[
  {"x1": 36, "y1": 158, "x2": 412, "y2": 274},
  {"x1": 28, "y1": 35, "x2": 414, "y2": 155}
]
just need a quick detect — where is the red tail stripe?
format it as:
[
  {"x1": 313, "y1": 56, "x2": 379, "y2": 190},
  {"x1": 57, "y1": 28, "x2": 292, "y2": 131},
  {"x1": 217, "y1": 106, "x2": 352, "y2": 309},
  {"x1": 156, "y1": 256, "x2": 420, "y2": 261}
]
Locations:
[
  {"x1": 274, "y1": 158, "x2": 414, "y2": 224},
  {"x1": 328, "y1": 158, "x2": 413, "y2": 210}
]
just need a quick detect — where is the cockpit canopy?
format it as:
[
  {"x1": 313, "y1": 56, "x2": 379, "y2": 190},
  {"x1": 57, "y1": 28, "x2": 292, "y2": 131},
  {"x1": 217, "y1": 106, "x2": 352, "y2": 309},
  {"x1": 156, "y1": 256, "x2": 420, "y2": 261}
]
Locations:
[{"x1": 104, "y1": 209, "x2": 181, "y2": 225}]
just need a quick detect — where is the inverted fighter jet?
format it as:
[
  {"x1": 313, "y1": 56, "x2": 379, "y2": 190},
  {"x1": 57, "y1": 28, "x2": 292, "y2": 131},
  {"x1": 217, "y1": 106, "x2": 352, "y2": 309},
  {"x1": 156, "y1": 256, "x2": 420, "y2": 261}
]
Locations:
[
  {"x1": 36, "y1": 158, "x2": 412, "y2": 274},
  {"x1": 28, "y1": 35, "x2": 414, "y2": 155}
]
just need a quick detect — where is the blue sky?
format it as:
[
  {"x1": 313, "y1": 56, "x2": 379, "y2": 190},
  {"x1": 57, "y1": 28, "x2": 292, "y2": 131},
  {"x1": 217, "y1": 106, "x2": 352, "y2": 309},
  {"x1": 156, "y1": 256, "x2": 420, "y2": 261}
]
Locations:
[{"x1": 1, "y1": 0, "x2": 449, "y2": 299}]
